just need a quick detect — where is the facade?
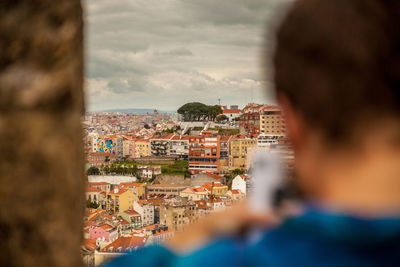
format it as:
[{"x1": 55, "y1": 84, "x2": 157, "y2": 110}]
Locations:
[
  {"x1": 231, "y1": 174, "x2": 248, "y2": 195},
  {"x1": 133, "y1": 200, "x2": 155, "y2": 226},
  {"x1": 106, "y1": 189, "x2": 138, "y2": 214},
  {"x1": 229, "y1": 135, "x2": 258, "y2": 169},
  {"x1": 194, "y1": 200, "x2": 212, "y2": 218},
  {"x1": 190, "y1": 172, "x2": 226, "y2": 186},
  {"x1": 117, "y1": 182, "x2": 146, "y2": 200},
  {"x1": 146, "y1": 184, "x2": 188, "y2": 199},
  {"x1": 222, "y1": 109, "x2": 241, "y2": 122},
  {"x1": 144, "y1": 224, "x2": 174, "y2": 245},
  {"x1": 150, "y1": 134, "x2": 174, "y2": 157},
  {"x1": 88, "y1": 152, "x2": 116, "y2": 168},
  {"x1": 188, "y1": 131, "x2": 220, "y2": 174},
  {"x1": 259, "y1": 107, "x2": 286, "y2": 135},
  {"x1": 88, "y1": 182, "x2": 111, "y2": 194},
  {"x1": 219, "y1": 136, "x2": 232, "y2": 159},
  {"x1": 122, "y1": 137, "x2": 131, "y2": 158},
  {"x1": 169, "y1": 135, "x2": 189, "y2": 159},
  {"x1": 120, "y1": 209, "x2": 142, "y2": 229},
  {"x1": 239, "y1": 112, "x2": 261, "y2": 135},
  {"x1": 202, "y1": 182, "x2": 228, "y2": 196},
  {"x1": 130, "y1": 138, "x2": 150, "y2": 158},
  {"x1": 86, "y1": 187, "x2": 102, "y2": 203},
  {"x1": 179, "y1": 186, "x2": 208, "y2": 201},
  {"x1": 89, "y1": 224, "x2": 118, "y2": 243},
  {"x1": 159, "y1": 197, "x2": 197, "y2": 232},
  {"x1": 208, "y1": 196, "x2": 225, "y2": 212}
]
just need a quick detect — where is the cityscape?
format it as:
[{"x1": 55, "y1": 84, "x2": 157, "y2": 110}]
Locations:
[{"x1": 81, "y1": 102, "x2": 294, "y2": 266}]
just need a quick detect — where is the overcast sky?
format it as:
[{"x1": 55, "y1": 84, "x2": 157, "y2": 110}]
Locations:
[{"x1": 84, "y1": 0, "x2": 292, "y2": 112}]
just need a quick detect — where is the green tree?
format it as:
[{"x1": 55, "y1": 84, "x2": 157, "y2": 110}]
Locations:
[
  {"x1": 86, "y1": 200, "x2": 99, "y2": 209},
  {"x1": 232, "y1": 168, "x2": 244, "y2": 177},
  {"x1": 216, "y1": 114, "x2": 229, "y2": 123},
  {"x1": 86, "y1": 166, "x2": 100, "y2": 175}
]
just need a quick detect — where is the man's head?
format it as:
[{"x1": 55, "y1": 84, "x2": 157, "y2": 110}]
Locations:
[
  {"x1": 273, "y1": 0, "x2": 400, "y2": 209},
  {"x1": 275, "y1": 0, "x2": 400, "y2": 145}
]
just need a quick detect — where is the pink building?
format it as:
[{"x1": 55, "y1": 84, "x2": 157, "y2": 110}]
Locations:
[{"x1": 89, "y1": 223, "x2": 118, "y2": 242}]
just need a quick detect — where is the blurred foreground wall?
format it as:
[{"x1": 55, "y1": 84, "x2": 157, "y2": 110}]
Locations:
[{"x1": 0, "y1": 1, "x2": 85, "y2": 266}]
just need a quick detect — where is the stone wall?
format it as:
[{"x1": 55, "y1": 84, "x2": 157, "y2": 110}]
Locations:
[
  {"x1": 0, "y1": 1, "x2": 85, "y2": 266},
  {"x1": 154, "y1": 175, "x2": 190, "y2": 185}
]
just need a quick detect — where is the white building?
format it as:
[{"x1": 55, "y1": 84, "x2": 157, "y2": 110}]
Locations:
[
  {"x1": 133, "y1": 200, "x2": 155, "y2": 227},
  {"x1": 222, "y1": 109, "x2": 242, "y2": 122},
  {"x1": 231, "y1": 174, "x2": 248, "y2": 195}
]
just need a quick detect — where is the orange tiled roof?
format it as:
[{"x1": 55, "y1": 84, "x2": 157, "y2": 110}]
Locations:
[
  {"x1": 118, "y1": 182, "x2": 145, "y2": 189},
  {"x1": 88, "y1": 182, "x2": 110, "y2": 186},
  {"x1": 87, "y1": 187, "x2": 102, "y2": 192},
  {"x1": 148, "y1": 184, "x2": 187, "y2": 188},
  {"x1": 123, "y1": 209, "x2": 139, "y2": 215},
  {"x1": 83, "y1": 238, "x2": 98, "y2": 251},
  {"x1": 194, "y1": 200, "x2": 211, "y2": 209},
  {"x1": 204, "y1": 173, "x2": 225, "y2": 180},
  {"x1": 223, "y1": 109, "x2": 241, "y2": 114},
  {"x1": 108, "y1": 189, "x2": 128, "y2": 195},
  {"x1": 101, "y1": 236, "x2": 146, "y2": 253}
]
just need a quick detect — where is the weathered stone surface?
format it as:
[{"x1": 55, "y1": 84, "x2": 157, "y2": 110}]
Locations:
[{"x1": 0, "y1": 1, "x2": 85, "y2": 266}]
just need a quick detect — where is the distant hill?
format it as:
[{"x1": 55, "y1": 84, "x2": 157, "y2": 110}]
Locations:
[{"x1": 96, "y1": 108, "x2": 175, "y2": 114}]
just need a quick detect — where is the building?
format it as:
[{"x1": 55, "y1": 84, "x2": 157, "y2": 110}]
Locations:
[
  {"x1": 144, "y1": 224, "x2": 174, "y2": 245},
  {"x1": 106, "y1": 189, "x2": 138, "y2": 214},
  {"x1": 231, "y1": 174, "x2": 248, "y2": 195},
  {"x1": 88, "y1": 182, "x2": 111, "y2": 194},
  {"x1": 133, "y1": 200, "x2": 155, "y2": 226},
  {"x1": 179, "y1": 186, "x2": 208, "y2": 201},
  {"x1": 159, "y1": 197, "x2": 197, "y2": 231},
  {"x1": 222, "y1": 109, "x2": 241, "y2": 122},
  {"x1": 146, "y1": 184, "x2": 188, "y2": 199},
  {"x1": 229, "y1": 135, "x2": 258, "y2": 169},
  {"x1": 259, "y1": 106, "x2": 286, "y2": 135},
  {"x1": 117, "y1": 182, "x2": 146, "y2": 200},
  {"x1": 131, "y1": 138, "x2": 150, "y2": 158},
  {"x1": 194, "y1": 199, "x2": 212, "y2": 218},
  {"x1": 86, "y1": 187, "x2": 102, "y2": 204},
  {"x1": 239, "y1": 112, "x2": 261, "y2": 135},
  {"x1": 122, "y1": 137, "x2": 131, "y2": 158},
  {"x1": 150, "y1": 134, "x2": 174, "y2": 157},
  {"x1": 120, "y1": 210, "x2": 142, "y2": 229},
  {"x1": 227, "y1": 189, "x2": 244, "y2": 202},
  {"x1": 88, "y1": 152, "x2": 116, "y2": 168},
  {"x1": 208, "y1": 196, "x2": 225, "y2": 212},
  {"x1": 188, "y1": 131, "x2": 220, "y2": 174},
  {"x1": 169, "y1": 135, "x2": 189, "y2": 159},
  {"x1": 89, "y1": 223, "x2": 118, "y2": 243},
  {"x1": 100, "y1": 235, "x2": 146, "y2": 253},
  {"x1": 202, "y1": 182, "x2": 228, "y2": 196},
  {"x1": 190, "y1": 172, "x2": 226, "y2": 186}
]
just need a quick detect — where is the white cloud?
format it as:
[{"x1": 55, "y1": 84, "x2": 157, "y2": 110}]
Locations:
[{"x1": 83, "y1": 0, "x2": 292, "y2": 111}]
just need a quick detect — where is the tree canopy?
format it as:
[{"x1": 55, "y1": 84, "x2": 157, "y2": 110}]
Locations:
[{"x1": 177, "y1": 102, "x2": 222, "y2": 121}]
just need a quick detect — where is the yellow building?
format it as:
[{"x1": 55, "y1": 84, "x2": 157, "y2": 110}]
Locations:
[
  {"x1": 133, "y1": 139, "x2": 150, "y2": 158},
  {"x1": 122, "y1": 137, "x2": 131, "y2": 157},
  {"x1": 202, "y1": 182, "x2": 228, "y2": 196},
  {"x1": 180, "y1": 186, "x2": 208, "y2": 201},
  {"x1": 118, "y1": 182, "x2": 146, "y2": 200},
  {"x1": 229, "y1": 135, "x2": 258, "y2": 169},
  {"x1": 106, "y1": 189, "x2": 138, "y2": 214}
]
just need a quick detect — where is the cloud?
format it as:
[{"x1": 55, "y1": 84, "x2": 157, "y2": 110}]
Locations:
[{"x1": 83, "y1": 0, "x2": 293, "y2": 111}]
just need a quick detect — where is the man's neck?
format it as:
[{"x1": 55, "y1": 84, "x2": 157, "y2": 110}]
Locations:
[{"x1": 298, "y1": 134, "x2": 400, "y2": 217}]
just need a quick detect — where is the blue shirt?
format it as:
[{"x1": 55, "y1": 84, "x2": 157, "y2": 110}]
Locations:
[{"x1": 103, "y1": 207, "x2": 400, "y2": 267}]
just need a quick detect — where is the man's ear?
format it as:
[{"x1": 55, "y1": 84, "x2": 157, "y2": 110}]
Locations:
[{"x1": 277, "y1": 93, "x2": 305, "y2": 152}]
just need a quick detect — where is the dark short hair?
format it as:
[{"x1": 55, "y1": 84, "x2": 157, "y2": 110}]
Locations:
[{"x1": 274, "y1": 0, "x2": 400, "y2": 142}]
